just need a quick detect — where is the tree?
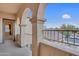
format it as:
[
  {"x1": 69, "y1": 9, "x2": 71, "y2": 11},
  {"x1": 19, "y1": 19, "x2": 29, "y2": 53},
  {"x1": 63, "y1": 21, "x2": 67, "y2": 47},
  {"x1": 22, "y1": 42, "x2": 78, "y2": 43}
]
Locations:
[
  {"x1": 60, "y1": 24, "x2": 66, "y2": 29},
  {"x1": 58, "y1": 24, "x2": 79, "y2": 36},
  {"x1": 60, "y1": 24, "x2": 78, "y2": 30}
]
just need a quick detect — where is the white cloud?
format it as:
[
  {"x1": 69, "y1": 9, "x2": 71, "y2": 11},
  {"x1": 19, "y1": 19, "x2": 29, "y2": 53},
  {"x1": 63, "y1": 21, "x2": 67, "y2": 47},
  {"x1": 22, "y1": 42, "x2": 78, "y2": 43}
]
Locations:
[{"x1": 62, "y1": 14, "x2": 71, "y2": 19}]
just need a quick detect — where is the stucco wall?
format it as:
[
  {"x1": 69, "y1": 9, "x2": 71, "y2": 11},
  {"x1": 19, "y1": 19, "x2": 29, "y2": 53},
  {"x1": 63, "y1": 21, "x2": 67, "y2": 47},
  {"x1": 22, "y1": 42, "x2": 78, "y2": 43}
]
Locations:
[
  {"x1": 39, "y1": 43, "x2": 74, "y2": 56},
  {"x1": 0, "y1": 12, "x2": 15, "y2": 20},
  {"x1": 21, "y1": 17, "x2": 32, "y2": 47},
  {"x1": 15, "y1": 17, "x2": 20, "y2": 36},
  {"x1": 0, "y1": 18, "x2": 3, "y2": 43}
]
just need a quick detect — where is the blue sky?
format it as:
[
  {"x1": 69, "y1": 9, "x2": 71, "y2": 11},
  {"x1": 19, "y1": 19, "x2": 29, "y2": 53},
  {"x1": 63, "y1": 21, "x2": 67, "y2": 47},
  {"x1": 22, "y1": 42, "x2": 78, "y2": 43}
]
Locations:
[{"x1": 44, "y1": 3, "x2": 79, "y2": 28}]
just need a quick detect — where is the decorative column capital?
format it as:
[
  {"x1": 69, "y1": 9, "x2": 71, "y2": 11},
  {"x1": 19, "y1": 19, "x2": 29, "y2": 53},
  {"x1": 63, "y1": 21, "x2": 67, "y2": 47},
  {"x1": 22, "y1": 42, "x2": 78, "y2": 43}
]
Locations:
[
  {"x1": 30, "y1": 17, "x2": 46, "y2": 24},
  {"x1": 37, "y1": 18, "x2": 46, "y2": 23},
  {"x1": 29, "y1": 17, "x2": 37, "y2": 23}
]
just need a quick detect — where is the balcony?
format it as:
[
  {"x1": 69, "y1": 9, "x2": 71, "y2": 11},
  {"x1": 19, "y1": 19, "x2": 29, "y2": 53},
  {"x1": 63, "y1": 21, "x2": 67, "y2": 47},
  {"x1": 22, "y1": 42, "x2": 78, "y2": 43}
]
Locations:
[
  {"x1": 38, "y1": 29, "x2": 79, "y2": 56},
  {"x1": 42, "y1": 29, "x2": 79, "y2": 46}
]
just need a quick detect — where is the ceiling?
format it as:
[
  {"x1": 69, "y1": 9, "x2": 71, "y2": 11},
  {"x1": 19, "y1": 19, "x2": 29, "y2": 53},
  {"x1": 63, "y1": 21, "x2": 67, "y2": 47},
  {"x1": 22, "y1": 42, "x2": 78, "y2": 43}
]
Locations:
[{"x1": 0, "y1": 3, "x2": 23, "y2": 14}]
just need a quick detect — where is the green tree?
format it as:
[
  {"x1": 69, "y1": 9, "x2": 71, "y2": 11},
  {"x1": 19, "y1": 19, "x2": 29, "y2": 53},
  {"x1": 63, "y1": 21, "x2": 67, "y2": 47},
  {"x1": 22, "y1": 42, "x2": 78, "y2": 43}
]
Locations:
[
  {"x1": 60, "y1": 24, "x2": 78, "y2": 30},
  {"x1": 59, "y1": 24, "x2": 79, "y2": 36}
]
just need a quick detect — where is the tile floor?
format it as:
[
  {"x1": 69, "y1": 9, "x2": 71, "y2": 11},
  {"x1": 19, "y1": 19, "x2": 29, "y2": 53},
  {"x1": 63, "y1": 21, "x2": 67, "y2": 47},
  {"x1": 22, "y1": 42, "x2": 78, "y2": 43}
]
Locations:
[{"x1": 0, "y1": 39, "x2": 32, "y2": 56}]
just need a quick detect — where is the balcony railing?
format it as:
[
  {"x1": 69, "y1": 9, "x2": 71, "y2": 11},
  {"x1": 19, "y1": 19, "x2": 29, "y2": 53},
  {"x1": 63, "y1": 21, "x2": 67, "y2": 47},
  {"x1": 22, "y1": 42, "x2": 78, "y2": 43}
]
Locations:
[{"x1": 42, "y1": 29, "x2": 79, "y2": 46}]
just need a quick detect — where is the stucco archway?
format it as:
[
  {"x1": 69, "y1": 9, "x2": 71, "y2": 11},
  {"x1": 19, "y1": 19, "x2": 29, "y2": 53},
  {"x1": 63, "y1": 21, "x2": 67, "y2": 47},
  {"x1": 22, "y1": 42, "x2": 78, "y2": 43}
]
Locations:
[
  {"x1": 21, "y1": 8, "x2": 32, "y2": 50},
  {"x1": 28, "y1": 3, "x2": 48, "y2": 56},
  {"x1": 36, "y1": 3, "x2": 48, "y2": 42},
  {"x1": 37, "y1": 3, "x2": 47, "y2": 20}
]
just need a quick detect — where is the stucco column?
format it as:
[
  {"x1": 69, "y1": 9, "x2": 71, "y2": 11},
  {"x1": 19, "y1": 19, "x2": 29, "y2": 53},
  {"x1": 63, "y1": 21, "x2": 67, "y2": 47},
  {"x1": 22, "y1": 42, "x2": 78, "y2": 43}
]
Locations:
[
  {"x1": 0, "y1": 18, "x2": 3, "y2": 43},
  {"x1": 30, "y1": 17, "x2": 45, "y2": 56},
  {"x1": 37, "y1": 19, "x2": 46, "y2": 42},
  {"x1": 30, "y1": 17, "x2": 38, "y2": 56}
]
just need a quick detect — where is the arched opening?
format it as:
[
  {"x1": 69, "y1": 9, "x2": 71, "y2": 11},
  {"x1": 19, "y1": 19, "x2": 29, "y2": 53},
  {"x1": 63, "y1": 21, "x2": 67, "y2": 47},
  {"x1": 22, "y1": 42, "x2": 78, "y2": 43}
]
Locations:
[
  {"x1": 21, "y1": 8, "x2": 32, "y2": 51},
  {"x1": 37, "y1": 3, "x2": 47, "y2": 20},
  {"x1": 44, "y1": 3, "x2": 79, "y2": 45},
  {"x1": 37, "y1": 3, "x2": 79, "y2": 56}
]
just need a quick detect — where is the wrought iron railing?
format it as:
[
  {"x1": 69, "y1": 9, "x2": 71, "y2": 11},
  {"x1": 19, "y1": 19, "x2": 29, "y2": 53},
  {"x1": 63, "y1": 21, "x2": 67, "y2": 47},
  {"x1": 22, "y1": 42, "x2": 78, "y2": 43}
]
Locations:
[{"x1": 42, "y1": 29, "x2": 79, "y2": 46}]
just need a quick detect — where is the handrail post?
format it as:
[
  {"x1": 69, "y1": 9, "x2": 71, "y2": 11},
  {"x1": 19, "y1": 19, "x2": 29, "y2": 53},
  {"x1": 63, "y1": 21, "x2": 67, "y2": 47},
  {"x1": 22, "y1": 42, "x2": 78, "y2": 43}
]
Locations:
[
  {"x1": 57, "y1": 31, "x2": 59, "y2": 42},
  {"x1": 73, "y1": 31, "x2": 76, "y2": 45},
  {"x1": 61, "y1": 31, "x2": 63, "y2": 43}
]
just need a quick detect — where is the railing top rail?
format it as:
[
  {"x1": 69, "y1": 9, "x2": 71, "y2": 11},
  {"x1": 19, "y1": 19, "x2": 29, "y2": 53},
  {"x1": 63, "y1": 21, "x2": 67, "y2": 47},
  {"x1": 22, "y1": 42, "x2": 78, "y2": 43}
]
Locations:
[{"x1": 42, "y1": 29, "x2": 79, "y2": 32}]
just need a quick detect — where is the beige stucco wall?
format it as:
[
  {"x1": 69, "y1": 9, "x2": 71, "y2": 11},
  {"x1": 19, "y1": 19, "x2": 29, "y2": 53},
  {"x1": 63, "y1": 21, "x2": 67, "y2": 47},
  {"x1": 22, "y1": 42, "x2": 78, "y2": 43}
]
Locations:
[
  {"x1": 21, "y1": 17, "x2": 32, "y2": 47},
  {"x1": 0, "y1": 18, "x2": 3, "y2": 43},
  {"x1": 39, "y1": 43, "x2": 74, "y2": 56},
  {"x1": 0, "y1": 12, "x2": 16, "y2": 20},
  {"x1": 15, "y1": 17, "x2": 20, "y2": 36}
]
